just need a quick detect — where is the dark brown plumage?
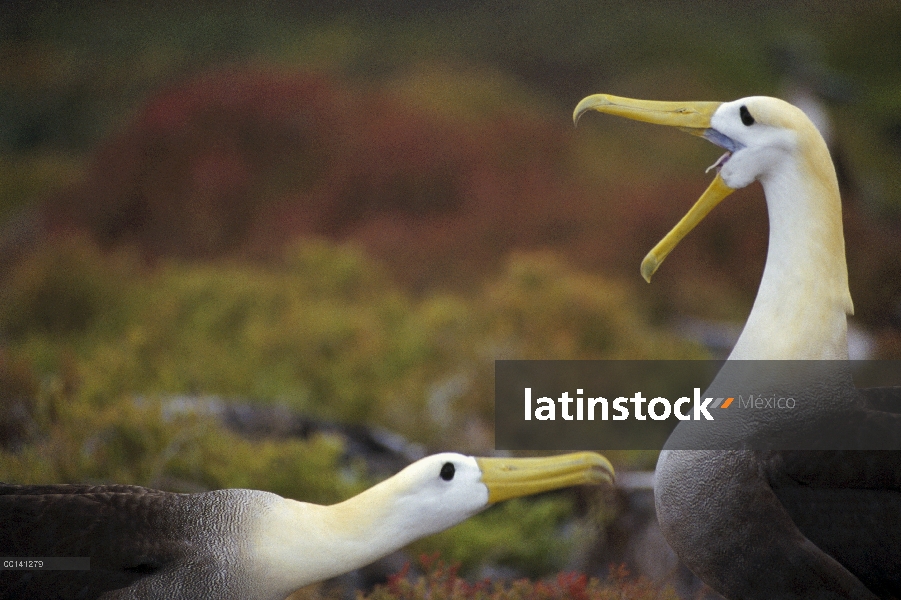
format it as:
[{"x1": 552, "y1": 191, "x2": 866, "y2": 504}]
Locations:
[{"x1": 1, "y1": 484, "x2": 258, "y2": 599}]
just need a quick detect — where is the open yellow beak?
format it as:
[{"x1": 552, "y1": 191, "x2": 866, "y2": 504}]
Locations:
[
  {"x1": 573, "y1": 94, "x2": 736, "y2": 282},
  {"x1": 476, "y1": 452, "x2": 614, "y2": 504}
]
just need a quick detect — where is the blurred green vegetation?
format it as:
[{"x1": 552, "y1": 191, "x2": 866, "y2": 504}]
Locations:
[
  {"x1": 409, "y1": 497, "x2": 578, "y2": 575},
  {"x1": 0, "y1": 237, "x2": 702, "y2": 446},
  {"x1": 0, "y1": 345, "x2": 362, "y2": 505}
]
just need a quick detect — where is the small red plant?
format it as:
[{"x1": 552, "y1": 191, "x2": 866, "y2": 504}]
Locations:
[{"x1": 363, "y1": 554, "x2": 677, "y2": 600}]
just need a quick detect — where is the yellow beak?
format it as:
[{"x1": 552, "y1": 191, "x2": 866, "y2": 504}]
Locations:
[
  {"x1": 573, "y1": 94, "x2": 736, "y2": 281},
  {"x1": 475, "y1": 452, "x2": 614, "y2": 504}
]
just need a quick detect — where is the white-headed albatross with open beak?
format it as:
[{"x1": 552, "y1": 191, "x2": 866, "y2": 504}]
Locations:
[
  {"x1": 0, "y1": 451, "x2": 613, "y2": 600},
  {"x1": 575, "y1": 94, "x2": 901, "y2": 599}
]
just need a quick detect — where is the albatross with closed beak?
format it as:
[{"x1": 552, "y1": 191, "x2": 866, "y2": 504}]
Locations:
[{"x1": 1, "y1": 451, "x2": 613, "y2": 599}]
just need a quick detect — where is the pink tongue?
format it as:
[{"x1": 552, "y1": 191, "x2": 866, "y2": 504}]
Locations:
[{"x1": 706, "y1": 151, "x2": 731, "y2": 173}]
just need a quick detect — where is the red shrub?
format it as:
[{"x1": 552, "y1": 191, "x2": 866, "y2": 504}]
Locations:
[
  {"x1": 39, "y1": 66, "x2": 901, "y2": 336},
  {"x1": 365, "y1": 555, "x2": 677, "y2": 600}
]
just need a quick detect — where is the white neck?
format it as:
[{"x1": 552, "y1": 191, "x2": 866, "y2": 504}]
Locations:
[
  {"x1": 728, "y1": 141, "x2": 853, "y2": 360},
  {"x1": 248, "y1": 484, "x2": 423, "y2": 598}
]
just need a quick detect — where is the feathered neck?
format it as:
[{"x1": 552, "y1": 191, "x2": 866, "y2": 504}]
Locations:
[{"x1": 728, "y1": 128, "x2": 852, "y2": 360}]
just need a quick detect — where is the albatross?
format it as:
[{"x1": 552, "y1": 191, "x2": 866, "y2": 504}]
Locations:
[
  {"x1": 0, "y1": 451, "x2": 613, "y2": 600},
  {"x1": 574, "y1": 94, "x2": 901, "y2": 599}
]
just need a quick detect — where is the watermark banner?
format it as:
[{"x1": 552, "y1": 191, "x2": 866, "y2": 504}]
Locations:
[
  {"x1": 495, "y1": 360, "x2": 901, "y2": 450},
  {"x1": 1, "y1": 557, "x2": 90, "y2": 570}
]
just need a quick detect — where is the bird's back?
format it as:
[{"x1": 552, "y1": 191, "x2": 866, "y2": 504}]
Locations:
[
  {"x1": 0, "y1": 484, "x2": 267, "y2": 600},
  {"x1": 774, "y1": 482, "x2": 901, "y2": 598},
  {"x1": 767, "y1": 388, "x2": 901, "y2": 599}
]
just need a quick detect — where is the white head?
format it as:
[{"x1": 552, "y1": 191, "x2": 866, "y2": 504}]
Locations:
[
  {"x1": 384, "y1": 453, "x2": 490, "y2": 537},
  {"x1": 367, "y1": 451, "x2": 615, "y2": 539},
  {"x1": 705, "y1": 97, "x2": 833, "y2": 194}
]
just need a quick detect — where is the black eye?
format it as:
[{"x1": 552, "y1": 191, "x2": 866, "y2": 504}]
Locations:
[
  {"x1": 440, "y1": 462, "x2": 455, "y2": 481},
  {"x1": 740, "y1": 105, "x2": 755, "y2": 126}
]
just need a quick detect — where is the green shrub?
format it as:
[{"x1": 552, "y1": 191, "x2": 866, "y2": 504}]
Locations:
[
  {"x1": 0, "y1": 376, "x2": 360, "y2": 503},
  {"x1": 408, "y1": 497, "x2": 580, "y2": 577},
  {"x1": 0, "y1": 351, "x2": 40, "y2": 451},
  {"x1": 0, "y1": 346, "x2": 361, "y2": 504},
  {"x1": 0, "y1": 236, "x2": 128, "y2": 340},
  {"x1": 2, "y1": 239, "x2": 702, "y2": 449}
]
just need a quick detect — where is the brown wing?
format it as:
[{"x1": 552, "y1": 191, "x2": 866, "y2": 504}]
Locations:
[
  {"x1": 860, "y1": 386, "x2": 901, "y2": 414},
  {"x1": 0, "y1": 484, "x2": 196, "y2": 600},
  {"x1": 766, "y1": 387, "x2": 901, "y2": 598}
]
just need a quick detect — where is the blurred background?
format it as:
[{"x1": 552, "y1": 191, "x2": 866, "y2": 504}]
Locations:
[{"x1": 2, "y1": 0, "x2": 900, "y2": 597}]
